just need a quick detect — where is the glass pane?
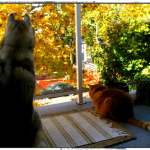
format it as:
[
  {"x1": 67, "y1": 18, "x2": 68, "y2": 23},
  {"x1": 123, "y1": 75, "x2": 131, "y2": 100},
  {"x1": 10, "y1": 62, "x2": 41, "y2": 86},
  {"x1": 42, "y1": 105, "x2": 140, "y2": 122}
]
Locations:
[
  {"x1": 0, "y1": 4, "x2": 149, "y2": 107},
  {"x1": 33, "y1": 4, "x2": 77, "y2": 97},
  {"x1": 54, "y1": 85, "x2": 63, "y2": 90}
]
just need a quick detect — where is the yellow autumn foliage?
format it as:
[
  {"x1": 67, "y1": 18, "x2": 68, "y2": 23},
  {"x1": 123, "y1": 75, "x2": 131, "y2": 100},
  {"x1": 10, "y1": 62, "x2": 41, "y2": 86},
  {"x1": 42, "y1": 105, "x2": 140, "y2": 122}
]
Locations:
[
  {"x1": 0, "y1": 4, "x2": 77, "y2": 80},
  {"x1": 1, "y1": 4, "x2": 150, "y2": 88}
]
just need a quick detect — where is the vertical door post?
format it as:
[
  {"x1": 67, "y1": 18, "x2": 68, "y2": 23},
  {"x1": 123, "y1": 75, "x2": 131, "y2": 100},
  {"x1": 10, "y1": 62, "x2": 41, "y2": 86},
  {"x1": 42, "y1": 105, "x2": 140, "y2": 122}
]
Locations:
[{"x1": 75, "y1": 4, "x2": 83, "y2": 104}]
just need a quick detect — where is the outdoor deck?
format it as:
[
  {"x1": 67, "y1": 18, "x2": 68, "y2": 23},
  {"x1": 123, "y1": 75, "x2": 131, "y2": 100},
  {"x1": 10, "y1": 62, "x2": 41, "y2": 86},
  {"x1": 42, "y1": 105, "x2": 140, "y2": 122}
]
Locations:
[{"x1": 36, "y1": 91, "x2": 150, "y2": 148}]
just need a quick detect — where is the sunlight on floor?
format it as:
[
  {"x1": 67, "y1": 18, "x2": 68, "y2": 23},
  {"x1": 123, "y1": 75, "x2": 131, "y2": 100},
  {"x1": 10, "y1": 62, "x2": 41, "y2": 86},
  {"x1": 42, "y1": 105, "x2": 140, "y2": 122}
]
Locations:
[{"x1": 33, "y1": 92, "x2": 90, "y2": 107}]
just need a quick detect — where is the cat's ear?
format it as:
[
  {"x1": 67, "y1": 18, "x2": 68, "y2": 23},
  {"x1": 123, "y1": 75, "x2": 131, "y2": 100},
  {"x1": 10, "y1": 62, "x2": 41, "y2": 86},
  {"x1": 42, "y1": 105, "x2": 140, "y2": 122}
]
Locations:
[
  {"x1": 7, "y1": 14, "x2": 15, "y2": 25},
  {"x1": 98, "y1": 81, "x2": 101, "y2": 84},
  {"x1": 88, "y1": 84, "x2": 91, "y2": 87},
  {"x1": 24, "y1": 13, "x2": 31, "y2": 26},
  {"x1": 88, "y1": 84, "x2": 93, "y2": 88}
]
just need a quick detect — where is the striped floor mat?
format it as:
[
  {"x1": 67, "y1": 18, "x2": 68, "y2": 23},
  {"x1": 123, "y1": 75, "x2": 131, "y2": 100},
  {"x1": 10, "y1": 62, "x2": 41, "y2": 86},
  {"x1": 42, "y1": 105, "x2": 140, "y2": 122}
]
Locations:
[{"x1": 41, "y1": 109, "x2": 134, "y2": 148}]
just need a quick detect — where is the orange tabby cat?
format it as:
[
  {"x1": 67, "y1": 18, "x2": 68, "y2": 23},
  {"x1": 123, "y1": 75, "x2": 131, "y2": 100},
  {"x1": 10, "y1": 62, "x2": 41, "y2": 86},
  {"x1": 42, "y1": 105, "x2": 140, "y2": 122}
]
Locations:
[{"x1": 89, "y1": 82, "x2": 150, "y2": 131}]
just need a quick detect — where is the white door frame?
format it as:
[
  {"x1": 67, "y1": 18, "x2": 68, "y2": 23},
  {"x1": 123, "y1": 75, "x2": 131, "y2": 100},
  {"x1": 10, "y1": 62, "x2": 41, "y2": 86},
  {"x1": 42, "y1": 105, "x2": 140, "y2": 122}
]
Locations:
[{"x1": 75, "y1": 4, "x2": 83, "y2": 104}]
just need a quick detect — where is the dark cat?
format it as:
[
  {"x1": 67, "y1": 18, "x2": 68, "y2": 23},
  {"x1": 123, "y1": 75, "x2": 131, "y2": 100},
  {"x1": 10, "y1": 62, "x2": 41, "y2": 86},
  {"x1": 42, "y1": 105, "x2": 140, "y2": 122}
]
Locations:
[
  {"x1": 89, "y1": 82, "x2": 150, "y2": 131},
  {"x1": 0, "y1": 13, "x2": 43, "y2": 147}
]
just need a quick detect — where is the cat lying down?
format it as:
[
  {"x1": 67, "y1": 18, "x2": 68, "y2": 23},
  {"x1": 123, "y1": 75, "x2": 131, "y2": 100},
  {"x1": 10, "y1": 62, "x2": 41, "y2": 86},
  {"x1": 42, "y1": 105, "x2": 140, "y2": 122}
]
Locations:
[{"x1": 89, "y1": 82, "x2": 150, "y2": 131}]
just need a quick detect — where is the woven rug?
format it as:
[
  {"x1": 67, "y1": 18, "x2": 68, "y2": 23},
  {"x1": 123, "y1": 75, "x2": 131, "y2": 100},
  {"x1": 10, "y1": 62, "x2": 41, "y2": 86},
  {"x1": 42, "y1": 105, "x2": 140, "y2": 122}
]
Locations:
[{"x1": 41, "y1": 108, "x2": 135, "y2": 148}]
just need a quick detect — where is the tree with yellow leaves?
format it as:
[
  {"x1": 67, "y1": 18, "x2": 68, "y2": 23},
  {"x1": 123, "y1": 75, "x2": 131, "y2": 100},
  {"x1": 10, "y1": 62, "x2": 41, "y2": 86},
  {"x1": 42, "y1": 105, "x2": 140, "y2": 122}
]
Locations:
[
  {"x1": 0, "y1": 4, "x2": 76, "y2": 80},
  {"x1": 2, "y1": 4, "x2": 149, "y2": 91}
]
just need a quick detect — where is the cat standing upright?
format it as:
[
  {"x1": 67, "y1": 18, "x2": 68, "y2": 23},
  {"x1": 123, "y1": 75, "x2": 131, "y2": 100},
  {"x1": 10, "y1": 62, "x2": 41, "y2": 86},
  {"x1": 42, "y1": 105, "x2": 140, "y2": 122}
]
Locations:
[
  {"x1": 89, "y1": 82, "x2": 150, "y2": 131},
  {"x1": 0, "y1": 13, "x2": 43, "y2": 147}
]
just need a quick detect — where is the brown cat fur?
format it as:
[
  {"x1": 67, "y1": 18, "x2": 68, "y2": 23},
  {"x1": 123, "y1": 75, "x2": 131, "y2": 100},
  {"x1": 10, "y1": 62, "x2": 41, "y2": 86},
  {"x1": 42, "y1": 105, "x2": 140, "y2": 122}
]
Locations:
[{"x1": 89, "y1": 82, "x2": 150, "y2": 131}]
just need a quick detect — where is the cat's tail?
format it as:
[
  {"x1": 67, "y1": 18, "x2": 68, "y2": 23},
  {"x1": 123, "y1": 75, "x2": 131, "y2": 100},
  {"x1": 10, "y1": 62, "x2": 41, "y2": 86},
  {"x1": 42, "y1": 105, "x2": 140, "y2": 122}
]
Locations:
[{"x1": 127, "y1": 117, "x2": 150, "y2": 131}]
